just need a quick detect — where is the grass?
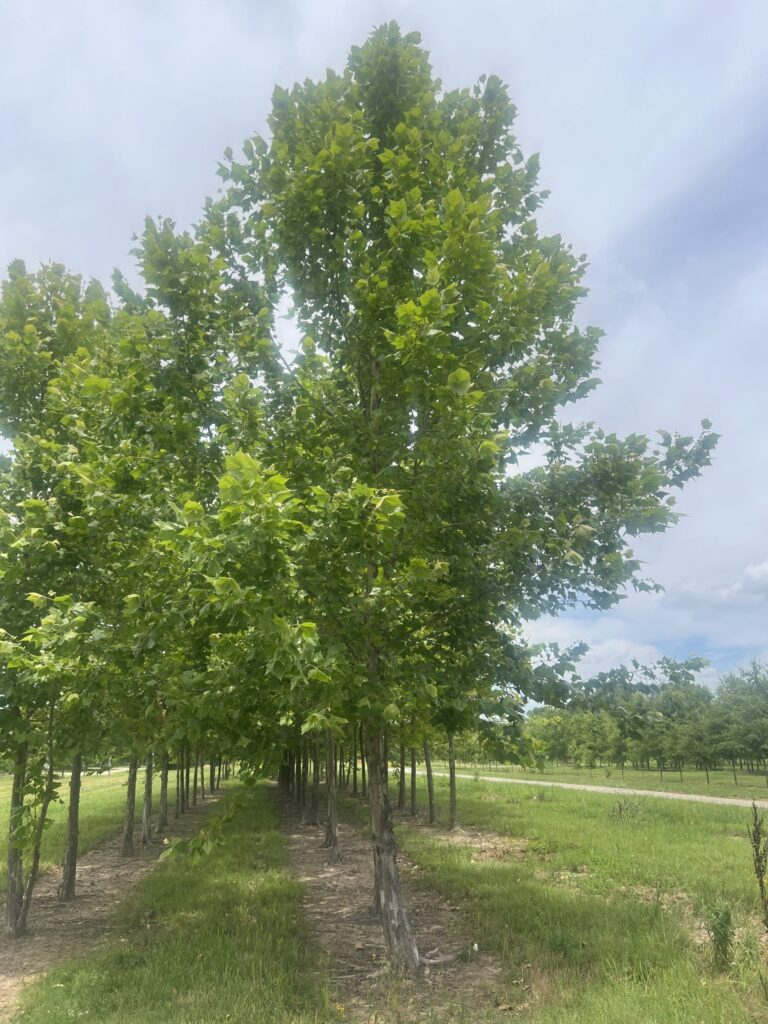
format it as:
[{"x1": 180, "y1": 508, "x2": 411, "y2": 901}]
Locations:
[
  {"x1": 343, "y1": 776, "x2": 768, "y2": 1022},
  {"x1": 17, "y1": 784, "x2": 331, "y2": 1024},
  {"x1": 0, "y1": 768, "x2": 176, "y2": 893},
  {"x1": 437, "y1": 758, "x2": 768, "y2": 801},
  {"x1": 11, "y1": 772, "x2": 768, "y2": 1022}
]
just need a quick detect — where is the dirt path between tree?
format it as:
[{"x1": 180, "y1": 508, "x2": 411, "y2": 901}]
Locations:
[
  {"x1": 423, "y1": 770, "x2": 768, "y2": 809},
  {"x1": 0, "y1": 796, "x2": 220, "y2": 1023},
  {"x1": 274, "y1": 790, "x2": 507, "y2": 1023}
]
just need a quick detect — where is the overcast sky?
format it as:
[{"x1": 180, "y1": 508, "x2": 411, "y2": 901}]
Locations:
[{"x1": 2, "y1": 0, "x2": 766, "y2": 685}]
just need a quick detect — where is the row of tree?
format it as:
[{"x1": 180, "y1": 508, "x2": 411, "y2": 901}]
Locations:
[
  {"x1": 523, "y1": 659, "x2": 768, "y2": 781},
  {"x1": 0, "y1": 24, "x2": 716, "y2": 969}
]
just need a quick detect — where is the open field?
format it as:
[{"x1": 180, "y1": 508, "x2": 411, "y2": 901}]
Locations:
[
  {"x1": 11, "y1": 776, "x2": 768, "y2": 1023},
  {"x1": 437, "y1": 760, "x2": 768, "y2": 801},
  {"x1": 0, "y1": 769, "x2": 176, "y2": 894}
]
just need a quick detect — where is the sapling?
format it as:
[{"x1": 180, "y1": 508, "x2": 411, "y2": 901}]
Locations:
[{"x1": 747, "y1": 801, "x2": 768, "y2": 931}]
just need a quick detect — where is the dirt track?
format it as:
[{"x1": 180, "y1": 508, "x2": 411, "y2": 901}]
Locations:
[{"x1": 423, "y1": 770, "x2": 768, "y2": 809}]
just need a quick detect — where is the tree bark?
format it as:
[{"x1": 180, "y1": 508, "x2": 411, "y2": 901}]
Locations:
[
  {"x1": 209, "y1": 756, "x2": 215, "y2": 794},
  {"x1": 199, "y1": 749, "x2": 206, "y2": 800},
  {"x1": 300, "y1": 741, "x2": 309, "y2": 822},
  {"x1": 367, "y1": 728, "x2": 420, "y2": 972},
  {"x1": 448, "y1": 733, "x2": 458, "y2": 830},
  {"x1": 360, "y1": 726, "x2": 367, "y2": 798},
  {"x1": 423, "y1": 740, "x2": 436, "y2": 824},
  {"x1": 398, "y1": 744, "x2": 406, "y2": 811},
  {"x1": 157, "y1": 752, "x2": 169, "y2": 832},
  {"x1": 141, "y1": 751, "x2": 153, "y2": 845},
  {"x1": 352, "y1": 726, "x2": 358, "y2": 796},
  {"x1": 410, "y1": 747, "x2": 417, "y2": 816},
  {"x1": 184, "y1": 746, "x2": 191, "y2": 808},
  {"x1": 59, "y1": 752, "x2": 83, "y2": 900},
  {"x1": 121, "y1": 757, "x2": 139, "y2": 856},
  {"x1": 4, "y1": 741, "x2": 27, "y2": 937},
  {"x1": 309, "y1": 740, "x2": 320, "y2": 826},
  {"x1": 192, "y1": 754, "x2": 198, "y2": 806},
  {"x1": 322, "y1": 730, "x2": 342, "y2": 862},
  {"x1": 15, "y1": 754, "x2": 56, "y2": 936}
]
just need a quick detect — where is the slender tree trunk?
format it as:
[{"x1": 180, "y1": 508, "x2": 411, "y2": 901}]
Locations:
[
  {"x1": 424, "y1": 740, "x2": 436, "y2": 824},
  {"x1": 209, "y1": 756, "x2": 215, "y2": 794},
  {"x1": 217, "y1": 758, "x2": 222, "y2": 788},
  {"x1": 59, "y1": 752, "x2": 83, "y2": 900},
  {"x1": 309, "y1": 740, "x2": 320, "y2": 826},
  {"x1": 184, "y1": 746, "x2": 191, "y2": 808},
  {"x1": 193, "y1": 754, "x2": 198, "y2": 806},
  {"x1": 4, "y1": 741, "x2": 27, "y2": 936},
  {"x1": 322, "y1": 730, "x2": 342, "y2": 862},
  {"x1": 121, "y1": 757, "x2": 139, "y2": 856},
  {"x1": 398, "y1": 744, "x2": 406, "y2": 811},
  {"x1": 300, "y1": 741, "x2": 310, "y2": 821},
  {"x1": 410, "y1": 748, "x2": 417, "y2": 816},
  {"x1": 157, "y1": 753, "x2": 169, "y2": 832},
  {"x1": 732, "y1": 759, "x2": 738, "y2": 786},
  {"x1": 175, "y1": 760, "x2": 181, "y2": 818},
  {"x1": 352, "y1": 727, "x2": 358, "y2": 796},
  {"x1": 199, "y1": 749, "x2": 206, "y2": 800},
  {"x1": 367, "y1": 728, "x2": 420, "y2": 972},
  {"x1": 448, "y1": 733, "x2": 458, "y2": 830},
  {"x1": 360, "y1": 726, "x2": 367, "y2": 798},
  {"x1": 141, "y1": 751, "x2": 153, "y2": 845},
  {"x1": 15, "y1": 755, "x2": 56, "y2": 936}
]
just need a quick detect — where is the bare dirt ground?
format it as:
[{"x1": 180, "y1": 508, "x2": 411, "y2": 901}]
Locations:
[
  {"x1": 274, "y1": 791, "x2": 509, "y2": 1024},
  {"x1": 0, "y1": 796, "x2": 220, "y2": 1023}
]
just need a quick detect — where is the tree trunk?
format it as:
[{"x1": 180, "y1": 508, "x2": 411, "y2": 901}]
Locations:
[
  {"x1": 59, "y1": 752, "x2": 83, "y2": 900},
  {"x1": 424, "y1": 740, "x2": 436, "y2": 824},
  {"x1": 448, "y1": 733, "x2": 458, "y2": 830},
  {"x1": 367, "y1": 728, "x2": 420, "y2": 972},
  {"x1": 209, "y1": 756, "x2": 215, "y2": 794},
  {"x1": 410, "y1": 747, "x2": 417, "y2": 816},
  {"x1": 300, "y1": 741, "x2": 309, "y2": 822},
  {"x1": 352, "y1": 727, "x2": 358, "y2": 796},
  {"x1": 157, "y1": 752, "x2": 169, "y2": 832},
  {"x1": 141, "y1": 751, "x2": 153, "y2": 845},
  {"x1": 121, "y1": 757, "x2": 139, "y2": 856},
  {"x1": 309, "y1": 740, "x2": 320, "y2": 826},
  {"x1": 192, "y1": 755, "x2": 198, "y2": 806},
  {"x1": 184, "y1": 747, "x2": 191, "y2": 808},
  {"x1": 360, "y1": 726, "x2": 367, "y2": 798},
  {"x1": 217, "y1": 758, "x2": 222, "y2": 787},
  {"x1": 397, "y1": 744, "x2": 406, "y2": 811},
  {"x1": 15, "y1": 755, "x2": 56, "y2": 936},
  {"x1": 323, "y1": 730, "x2": 342, "y2": 862},
  {"x1": 199, "y1": 749, "x2": 206, "y2": 800},
  {"x1": 4, "y1": 741, "x2": 27, "y2": 936}
]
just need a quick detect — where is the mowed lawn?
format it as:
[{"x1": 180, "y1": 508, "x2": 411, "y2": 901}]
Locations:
[
  {"x1": 384, "y1": 776, "x2": 768, "y2": 1023},
  {"x1": 0, "y1": 768, "x2": 176, "y2": 893},
  {"x1": 436, "y1": 759, "x2": 768, "y2": 801}
]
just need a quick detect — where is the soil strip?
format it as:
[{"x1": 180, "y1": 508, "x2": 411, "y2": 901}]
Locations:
[{"x1": 274, "y1": 790, "x2": 505, "y2": 1023}]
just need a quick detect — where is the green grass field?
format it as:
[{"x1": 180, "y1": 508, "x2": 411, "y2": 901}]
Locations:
[
  {"x1": 10, "y1": 775, "x2": 768, "y2": 1023},
  {"x1": 439, "y1": 759, "x2": 768, "y2": 801},
  {"x1": 17, "y1": 785, "x2": 329, "y2": 1024},
  {"x1": 345, "y1": 776, "x2": 768, "y2": 1022},
  {"x1": 0, "y1": 768, "x2": 176, "y2": 894}
]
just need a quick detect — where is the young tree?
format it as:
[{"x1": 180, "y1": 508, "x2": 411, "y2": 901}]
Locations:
[{"x1": 204, "y1": 23, "x2": 716, "y2": 969}]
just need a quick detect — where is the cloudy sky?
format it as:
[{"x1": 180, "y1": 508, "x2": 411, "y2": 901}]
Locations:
[{"x1": 2, "y1": 0, "x2": 766, "y2": 685}]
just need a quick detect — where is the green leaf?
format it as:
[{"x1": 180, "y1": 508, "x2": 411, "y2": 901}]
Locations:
[{"x1": 447, "y1": 368, "x2": 472, "y2": 395}]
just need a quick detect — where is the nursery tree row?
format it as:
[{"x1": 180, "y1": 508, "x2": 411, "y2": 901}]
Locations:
[{"x1": 0, "y1": 24, "x2": 716, "y2": 968}]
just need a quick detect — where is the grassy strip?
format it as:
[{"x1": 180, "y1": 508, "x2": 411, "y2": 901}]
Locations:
[
  {"x1": 17, "y1": 783, "x2": 331, "y2": 1024},
  {"x1": 342, "y1": 777, "x2": 768, "y2": 1022},
  {"x1": 0, "y1": 770, "x2": 177, "y2": 894},
  {"x1": 436, "y1": 759, "x2": 768, "y2": 801}
]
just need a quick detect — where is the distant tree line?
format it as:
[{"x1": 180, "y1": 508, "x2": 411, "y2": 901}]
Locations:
[{"x1": 522, "y1": 658, "x2": 768, "y2": 783}]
